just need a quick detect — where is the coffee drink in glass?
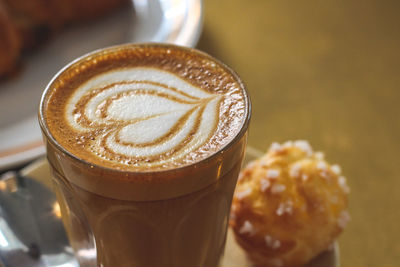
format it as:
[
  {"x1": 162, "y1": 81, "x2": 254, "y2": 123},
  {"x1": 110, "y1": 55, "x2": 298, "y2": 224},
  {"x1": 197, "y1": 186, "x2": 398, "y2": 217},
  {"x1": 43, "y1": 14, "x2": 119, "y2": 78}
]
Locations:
[{"x1": 39, "y1": 44, "x2": 250, "y2": 267}]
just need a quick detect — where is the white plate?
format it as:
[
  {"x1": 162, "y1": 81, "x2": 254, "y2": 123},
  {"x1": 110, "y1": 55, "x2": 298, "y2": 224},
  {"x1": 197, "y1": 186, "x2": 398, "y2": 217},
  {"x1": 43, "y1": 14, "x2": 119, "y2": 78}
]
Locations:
[
  {"x1": 14, "y1": 147, "x2": 339, "y2": 267},
  {"x1": 0, "y1": 0, "x2": 203, "y2": 171}
]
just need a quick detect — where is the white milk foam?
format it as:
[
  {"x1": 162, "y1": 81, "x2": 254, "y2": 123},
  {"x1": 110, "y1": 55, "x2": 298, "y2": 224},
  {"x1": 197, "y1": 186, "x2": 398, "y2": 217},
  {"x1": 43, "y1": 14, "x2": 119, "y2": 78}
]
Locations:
[{"x1": 66, "y1": 67, "x2": 222, "y2": 166}]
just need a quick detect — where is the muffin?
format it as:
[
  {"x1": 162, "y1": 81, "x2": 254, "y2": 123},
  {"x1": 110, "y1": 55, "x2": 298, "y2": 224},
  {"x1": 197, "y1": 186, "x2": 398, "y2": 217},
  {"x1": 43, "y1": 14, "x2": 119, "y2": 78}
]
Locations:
[{"x1": 230, "y1": 141, "x2": 350, "y2": 267}]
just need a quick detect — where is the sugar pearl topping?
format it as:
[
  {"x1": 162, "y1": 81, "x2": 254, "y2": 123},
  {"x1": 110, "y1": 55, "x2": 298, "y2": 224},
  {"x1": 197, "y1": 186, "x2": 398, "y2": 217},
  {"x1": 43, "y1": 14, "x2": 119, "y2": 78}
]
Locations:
[
  {"x1": 265, "y1": 235, "x2": 281, "y2": 249},
  {"x1": 239, "y1": 220, "x2": 256, "y2": 235},
  {"x1": 337, "y1": 210, "x2": 351, "y2": 229},
  {"x1": 260, "y1": 178, "x2": 271, "y2": 192},
  {"x1": 235, "y1": 188, "x2": 252, "y2": 200},
  {"x1": 331, "y1": 164, "x2": 342, "y2": 175},
  {"x1": 266, "y1": 169, "x2": 280, "y2": 179},
  {"x1": 289, "y1": 163, "x2": 302, "y2": 178},
  {"x1": 271, "y1": 184, "x2": 286, "y2": 194},
  {"x1": 276, "y1": 200, "x2": 294, "y2": 216}
]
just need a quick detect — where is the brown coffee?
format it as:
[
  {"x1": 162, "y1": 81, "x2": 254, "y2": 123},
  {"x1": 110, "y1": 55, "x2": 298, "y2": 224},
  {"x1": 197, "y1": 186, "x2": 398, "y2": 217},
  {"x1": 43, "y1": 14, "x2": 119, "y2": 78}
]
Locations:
[{"x1": 39, "y1": 44, "x2": 250, "y2": 267}]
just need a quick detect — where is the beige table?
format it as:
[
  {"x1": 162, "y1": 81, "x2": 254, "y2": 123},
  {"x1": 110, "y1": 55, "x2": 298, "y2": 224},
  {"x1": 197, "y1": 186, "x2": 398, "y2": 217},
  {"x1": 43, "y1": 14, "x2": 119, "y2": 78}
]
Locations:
[{"x1": 198, "y1": 0, "x2": 400, "y2": 266}]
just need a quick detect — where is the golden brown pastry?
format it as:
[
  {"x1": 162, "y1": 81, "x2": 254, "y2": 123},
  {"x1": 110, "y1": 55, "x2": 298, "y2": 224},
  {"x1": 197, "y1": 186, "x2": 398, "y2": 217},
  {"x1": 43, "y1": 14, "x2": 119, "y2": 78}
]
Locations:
[
  {"x1": 230, "y1": 141, "x2": 350, "y2": 267},
  {"x1": 0, "y1": 0, "x2": 129, "y2": 78},
  {"x1": 3, "y1": 0, "x2": 129, "y2": 49},
  {"x1": 3, "y1": 0, "x2": 66, "y2": 49},
  {"x1": 0, "y1": 0, "x2": 21, "y2": 77}
]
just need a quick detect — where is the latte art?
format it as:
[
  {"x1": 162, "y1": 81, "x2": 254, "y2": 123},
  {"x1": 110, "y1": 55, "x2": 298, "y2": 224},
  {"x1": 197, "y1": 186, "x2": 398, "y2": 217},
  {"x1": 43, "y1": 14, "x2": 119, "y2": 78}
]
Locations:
[
  {"x1": 43, "y1": 44, "x2": 248, "y2": 172},
  {"x1": 66, "y1": 68, "x2": 223, "y2": 166}
]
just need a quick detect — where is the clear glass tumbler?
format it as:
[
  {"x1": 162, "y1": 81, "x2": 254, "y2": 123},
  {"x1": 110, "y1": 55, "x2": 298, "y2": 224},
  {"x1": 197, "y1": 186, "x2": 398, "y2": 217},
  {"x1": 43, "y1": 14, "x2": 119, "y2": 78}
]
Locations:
[{"x1": 39, "y1": 44, "x2": 251, "y2": 267}]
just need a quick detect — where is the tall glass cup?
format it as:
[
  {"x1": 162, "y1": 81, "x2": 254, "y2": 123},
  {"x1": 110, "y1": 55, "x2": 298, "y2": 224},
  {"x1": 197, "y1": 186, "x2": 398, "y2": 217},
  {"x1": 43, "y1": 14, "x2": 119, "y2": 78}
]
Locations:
[{"x1": 38, "y1": 44, "x2": 251, "y2": 267}]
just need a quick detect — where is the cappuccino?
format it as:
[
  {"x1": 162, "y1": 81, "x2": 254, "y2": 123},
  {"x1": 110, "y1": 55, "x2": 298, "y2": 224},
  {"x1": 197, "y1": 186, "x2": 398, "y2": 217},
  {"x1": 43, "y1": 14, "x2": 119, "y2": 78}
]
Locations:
[
  {"x1": 43, "y1": 45, "x2": 246, "y2": 171},
  {"x1": 39, "y1": 44, "x2": 250, "y2": 267}
]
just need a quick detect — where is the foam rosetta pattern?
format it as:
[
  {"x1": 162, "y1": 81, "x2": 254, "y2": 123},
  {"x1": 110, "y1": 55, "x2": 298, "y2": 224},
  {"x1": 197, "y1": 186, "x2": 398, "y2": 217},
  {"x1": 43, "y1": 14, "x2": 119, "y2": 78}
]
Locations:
[{"x1": 66, "y1": 68, "x2": 223, "y2": 167}]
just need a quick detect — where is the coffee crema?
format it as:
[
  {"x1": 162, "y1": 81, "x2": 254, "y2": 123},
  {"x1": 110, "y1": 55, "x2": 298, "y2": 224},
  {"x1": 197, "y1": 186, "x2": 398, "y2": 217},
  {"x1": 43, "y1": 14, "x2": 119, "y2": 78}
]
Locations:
[{"x1": 42, "y1": 44, "x2": 247, "y2": 172}]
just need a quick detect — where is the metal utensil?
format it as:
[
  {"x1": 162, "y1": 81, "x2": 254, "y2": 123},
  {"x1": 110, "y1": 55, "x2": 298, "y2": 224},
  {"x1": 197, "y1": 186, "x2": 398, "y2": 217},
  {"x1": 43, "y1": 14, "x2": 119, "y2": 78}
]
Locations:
[{"x1": 0, "y1": 171, "x2": 78, "y2": 267}]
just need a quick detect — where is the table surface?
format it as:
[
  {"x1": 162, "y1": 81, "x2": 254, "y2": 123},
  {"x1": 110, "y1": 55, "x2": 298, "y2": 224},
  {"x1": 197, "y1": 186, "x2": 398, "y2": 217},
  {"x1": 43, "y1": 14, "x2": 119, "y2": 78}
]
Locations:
[{"x1": 198, "y1": 0, "x2": 400, "y2": 266}]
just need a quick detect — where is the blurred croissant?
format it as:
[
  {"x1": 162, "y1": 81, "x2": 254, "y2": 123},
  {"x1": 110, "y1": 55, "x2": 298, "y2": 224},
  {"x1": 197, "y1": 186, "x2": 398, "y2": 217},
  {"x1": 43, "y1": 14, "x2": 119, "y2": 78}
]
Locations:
[{"x1": 0, "y1": 0, "x2": 129, "y2": 78}]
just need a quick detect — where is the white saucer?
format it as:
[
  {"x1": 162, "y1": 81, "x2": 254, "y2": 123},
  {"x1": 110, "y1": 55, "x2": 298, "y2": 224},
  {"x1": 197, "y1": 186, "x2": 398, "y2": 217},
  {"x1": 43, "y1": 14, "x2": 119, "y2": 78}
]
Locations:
[{"x1": 12, "y1": 147, "x2": 339, "y2": 267}]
